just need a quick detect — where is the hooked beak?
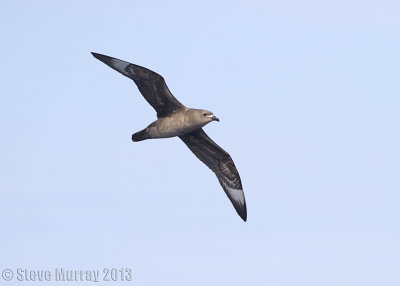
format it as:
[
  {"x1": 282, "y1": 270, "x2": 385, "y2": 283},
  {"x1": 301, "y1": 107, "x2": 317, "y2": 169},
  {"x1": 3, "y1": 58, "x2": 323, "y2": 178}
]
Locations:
[{"x1": 211, "y1": 115, "x2": 220, "y2": 122}]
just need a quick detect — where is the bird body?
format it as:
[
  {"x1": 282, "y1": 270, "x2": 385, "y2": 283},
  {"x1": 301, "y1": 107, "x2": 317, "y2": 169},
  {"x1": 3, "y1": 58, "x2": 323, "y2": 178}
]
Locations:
[
  {"x1": 92, "y1": 52, "x2": 247, "y2": 221},
  {"x1": 133, "y1": 108, "x2": 219, "y2": 141}
]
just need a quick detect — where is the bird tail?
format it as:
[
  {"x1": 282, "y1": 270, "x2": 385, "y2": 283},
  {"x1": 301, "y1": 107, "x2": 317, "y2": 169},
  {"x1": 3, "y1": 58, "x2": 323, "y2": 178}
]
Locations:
[{"x1": 131, "y1": 129, "x2": 149, "y2": 142}]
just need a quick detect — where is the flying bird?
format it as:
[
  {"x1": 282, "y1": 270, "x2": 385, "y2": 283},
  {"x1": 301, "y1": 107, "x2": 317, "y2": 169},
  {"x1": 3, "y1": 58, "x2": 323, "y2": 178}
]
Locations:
[{"x1": 91, "y1": 53, "x2": 247, "y2": 221}]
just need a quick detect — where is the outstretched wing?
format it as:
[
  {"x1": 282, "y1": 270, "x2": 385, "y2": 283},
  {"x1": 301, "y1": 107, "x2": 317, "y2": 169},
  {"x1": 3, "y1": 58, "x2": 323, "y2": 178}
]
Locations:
[
  {"x1": 180, "y1": 129, "x2": 247, "y2": 221},
  {"x1": 92, "y1": 52, "x2": 186, "y2": 118}
]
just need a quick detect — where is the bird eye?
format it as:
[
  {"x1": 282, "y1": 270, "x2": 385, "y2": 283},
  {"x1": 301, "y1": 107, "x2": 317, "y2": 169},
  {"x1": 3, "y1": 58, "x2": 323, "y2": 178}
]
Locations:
[{"x1": 202, "y1": 112, "x2": 207, "y2": 116}]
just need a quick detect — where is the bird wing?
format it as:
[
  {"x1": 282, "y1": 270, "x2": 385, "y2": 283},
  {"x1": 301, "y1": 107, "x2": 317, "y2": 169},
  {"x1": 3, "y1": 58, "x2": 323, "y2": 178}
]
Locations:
[
  {"x1": 92, "y1": 53, "x2": 186, "y2": 118},
  {"x1": 179, "y1": 129, "x2": 247, "y2": 221}
]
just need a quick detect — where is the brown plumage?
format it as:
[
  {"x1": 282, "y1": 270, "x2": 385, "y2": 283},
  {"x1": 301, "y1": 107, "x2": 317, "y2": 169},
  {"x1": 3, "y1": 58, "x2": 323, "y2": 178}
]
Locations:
[{"x1": 92, "y1": 52, "x2": 247, "y2": 221}]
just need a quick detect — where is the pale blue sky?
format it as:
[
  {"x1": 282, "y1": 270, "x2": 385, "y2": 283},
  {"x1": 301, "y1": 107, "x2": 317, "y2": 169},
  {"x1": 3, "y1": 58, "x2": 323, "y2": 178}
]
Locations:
[{"x1": 1, "y1": 1, "x2": 399, "y2": 285}]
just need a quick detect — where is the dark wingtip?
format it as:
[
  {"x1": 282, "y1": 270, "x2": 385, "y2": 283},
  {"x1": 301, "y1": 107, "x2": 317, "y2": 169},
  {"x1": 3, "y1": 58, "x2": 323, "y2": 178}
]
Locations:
[
  {"x1": 238, "y1": 206, "x2": 247, "y2": 222},
  {"x1": 230, "y1": 195, "x2": 247, "y2": 222},
  {"x1": 91, "y1": 52, "x2": 104, "y2": 61},
  {"x1": 91, "y1": 52, "x2": 112, "y2": 63}
]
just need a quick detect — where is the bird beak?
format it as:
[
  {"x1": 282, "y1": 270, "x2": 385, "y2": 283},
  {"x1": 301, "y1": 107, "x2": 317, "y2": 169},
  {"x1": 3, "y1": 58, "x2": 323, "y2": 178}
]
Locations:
[{"x1": 212, "y1": 115, "x2": 220, "y2": 122}]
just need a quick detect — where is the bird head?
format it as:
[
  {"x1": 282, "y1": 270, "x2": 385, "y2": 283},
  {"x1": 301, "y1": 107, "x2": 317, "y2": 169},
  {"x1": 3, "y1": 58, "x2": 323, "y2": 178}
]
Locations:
[{"x1": 197, "y1": 109, "x2": 219, "y2": 124}]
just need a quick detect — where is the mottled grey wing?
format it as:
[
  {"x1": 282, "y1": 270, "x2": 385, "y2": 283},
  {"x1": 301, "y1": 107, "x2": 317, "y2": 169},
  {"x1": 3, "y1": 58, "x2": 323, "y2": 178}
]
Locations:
[
  {"x1": 180, "y1": 129, "x2": 247, "y2": 221},
  {"x1": 92, "y1": 52, "x2": 186, "y2": 118}
]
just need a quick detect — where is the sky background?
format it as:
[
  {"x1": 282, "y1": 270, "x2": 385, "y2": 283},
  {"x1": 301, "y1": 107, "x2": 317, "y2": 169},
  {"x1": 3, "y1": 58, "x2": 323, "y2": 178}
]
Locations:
[{"x1": 1, "y1": 0, "x2": 399, "y2": 285}]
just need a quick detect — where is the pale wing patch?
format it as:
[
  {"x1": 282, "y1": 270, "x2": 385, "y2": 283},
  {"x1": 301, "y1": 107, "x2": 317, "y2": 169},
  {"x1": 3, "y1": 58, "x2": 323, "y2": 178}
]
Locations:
[
  {"x1": 108, "y1": 58, "x2": 132, "y2": 77},
  {"x1": 220, "y1": 180, "x2": 245, "y2": 207}
]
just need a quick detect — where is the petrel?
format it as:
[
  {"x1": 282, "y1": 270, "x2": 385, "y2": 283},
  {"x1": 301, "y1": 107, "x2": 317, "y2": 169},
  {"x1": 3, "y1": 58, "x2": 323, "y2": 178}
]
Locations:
[{"x1": 92, "y1": 53, "x2": 247, "y2": 221}]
